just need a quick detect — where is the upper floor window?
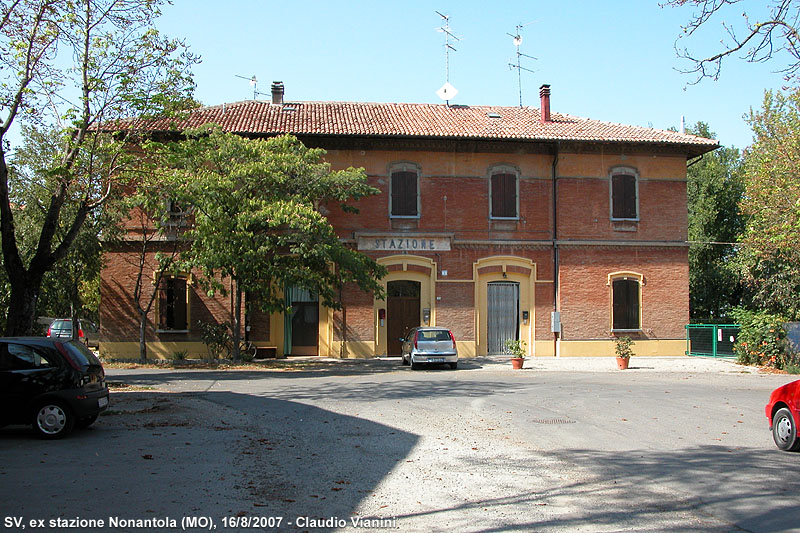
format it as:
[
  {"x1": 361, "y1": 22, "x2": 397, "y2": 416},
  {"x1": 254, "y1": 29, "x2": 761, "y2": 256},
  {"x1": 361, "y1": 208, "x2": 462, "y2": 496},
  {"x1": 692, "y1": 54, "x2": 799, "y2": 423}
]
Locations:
[
  {"x1": 610, "y1": 167, "x2": 638, "y2": 220},
  {"x1": 610, "y1": 274, "x2": 641, "y2": 331},
  {"x1": 157, "y1": 275, "x2": 189, "y2": 331},
  {"x1": 165, "y1": 198, "x2": 188, "y2": 227},
  {"x1": 390, "y1": 164, "x2": 420, "y2": 218},
  {"x1": 490, "y1": 166, "x2": 518, "y2": 219}
]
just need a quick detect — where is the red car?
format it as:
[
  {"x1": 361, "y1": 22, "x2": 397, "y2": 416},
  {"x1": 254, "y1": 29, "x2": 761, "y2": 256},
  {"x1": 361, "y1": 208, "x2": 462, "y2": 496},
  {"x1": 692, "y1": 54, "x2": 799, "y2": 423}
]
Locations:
[{"x1": 766, "y1": 379, "x2": 800, "y2": 451}]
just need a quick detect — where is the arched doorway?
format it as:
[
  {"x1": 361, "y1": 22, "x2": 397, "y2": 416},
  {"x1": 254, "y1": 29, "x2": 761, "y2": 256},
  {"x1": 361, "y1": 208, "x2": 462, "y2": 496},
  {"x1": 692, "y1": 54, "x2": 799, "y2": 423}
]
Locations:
[
  {"x1": 387, "y1": 280, "x2": 420, "y2": 355},
  {"x1": 487, "y1": 281, "x2": 520, "y2": 355}
]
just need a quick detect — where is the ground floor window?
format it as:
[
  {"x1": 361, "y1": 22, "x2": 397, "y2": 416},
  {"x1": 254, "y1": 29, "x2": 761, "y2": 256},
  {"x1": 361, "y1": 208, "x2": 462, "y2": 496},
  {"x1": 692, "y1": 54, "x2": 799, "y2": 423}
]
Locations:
[
  {"x1": 158, "y1": 277, "x2": 188, "y2": 331},
  {"x1": 612, "y1": 277, "x2": 640, "y2": 331}
]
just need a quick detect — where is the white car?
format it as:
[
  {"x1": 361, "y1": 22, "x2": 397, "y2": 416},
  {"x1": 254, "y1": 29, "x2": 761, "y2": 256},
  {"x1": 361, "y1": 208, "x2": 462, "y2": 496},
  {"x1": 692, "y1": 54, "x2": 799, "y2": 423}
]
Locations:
[{"x1": 401, "y1": 327, "x2": 458, "y2": 370}]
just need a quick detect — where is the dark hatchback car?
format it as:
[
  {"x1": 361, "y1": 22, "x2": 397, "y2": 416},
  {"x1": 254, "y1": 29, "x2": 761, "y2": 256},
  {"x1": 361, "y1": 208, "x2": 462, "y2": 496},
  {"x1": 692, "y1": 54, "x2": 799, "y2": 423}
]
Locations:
[{"x1": 0, "y1": 338, "x2": 109, "y2": 439}]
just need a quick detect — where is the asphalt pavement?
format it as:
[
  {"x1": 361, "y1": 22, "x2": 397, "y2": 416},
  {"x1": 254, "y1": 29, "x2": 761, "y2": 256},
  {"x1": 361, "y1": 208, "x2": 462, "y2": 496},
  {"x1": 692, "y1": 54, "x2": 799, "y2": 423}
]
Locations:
[{"x1": 2, "y1": 356, "x2": 798, "y2": 532}]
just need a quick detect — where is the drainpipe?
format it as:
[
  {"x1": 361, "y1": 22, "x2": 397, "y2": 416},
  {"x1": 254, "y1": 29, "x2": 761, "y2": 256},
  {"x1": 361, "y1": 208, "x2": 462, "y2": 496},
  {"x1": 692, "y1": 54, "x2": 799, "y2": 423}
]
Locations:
[
  {"x1": 339, "y1": 283, "x2": 347, "y2": 359},
  {"x1": 551, "y1": 142, "x2": 560, "y2": 357}
]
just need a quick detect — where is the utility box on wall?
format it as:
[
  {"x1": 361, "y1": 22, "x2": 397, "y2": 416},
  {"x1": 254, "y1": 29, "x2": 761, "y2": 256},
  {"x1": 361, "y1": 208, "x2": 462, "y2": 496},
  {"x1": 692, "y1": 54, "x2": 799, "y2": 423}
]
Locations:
[{"x1": 551, "y1": 311, "x2": 561, "y2": 334}]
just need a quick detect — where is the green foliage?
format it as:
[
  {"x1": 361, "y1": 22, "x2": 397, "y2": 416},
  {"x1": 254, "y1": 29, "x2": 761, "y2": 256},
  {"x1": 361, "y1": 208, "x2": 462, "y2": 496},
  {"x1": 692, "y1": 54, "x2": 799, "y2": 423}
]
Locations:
[
  {"x1": 0, "y1": 126, "x2": 115, "y2": 327},
  {"x1": 505, "y1": 339, "x2": 526, "y2": 358},
  {"x1": 686, "y1": 122, "x2": 747, "y2": 322},
  {"x1": 157, "y1": 127, "x2": 387, "y2": 313},
  {"x1": 614, "y1": 336, "x2": 635, "y2": 359},
  {"x1": 170, "y1": 350, "x2": 188, "y2": 361},
  {"x1": 735, "y1": 89, "x2": 800, "y2": 320},
  {"x1": 0, "y1": 0, "x2": 197, "y2": 335},
  {"x1": 196, "y1": 321, "x2": 229, "y2": 360},
  {"x1": 731, "y1": 308, "x2": 797, "y2": 370}
]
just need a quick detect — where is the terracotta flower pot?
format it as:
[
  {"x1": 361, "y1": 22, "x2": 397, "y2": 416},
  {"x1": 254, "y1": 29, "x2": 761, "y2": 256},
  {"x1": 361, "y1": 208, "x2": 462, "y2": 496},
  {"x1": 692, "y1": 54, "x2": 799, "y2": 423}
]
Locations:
[
  {"x1": 616, "y1": 356, "x2": 630, "y2": 370},
  {"x1": 511, "y1": 357, "x2": 524, "y2": 369}
]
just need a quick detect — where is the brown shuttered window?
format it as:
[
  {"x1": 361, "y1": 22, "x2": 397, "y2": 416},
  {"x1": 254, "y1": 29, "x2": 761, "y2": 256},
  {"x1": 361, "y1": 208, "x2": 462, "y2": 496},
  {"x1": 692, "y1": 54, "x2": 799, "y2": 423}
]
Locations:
[
  {"x1": 612, "y1": 173, "x2": 637, "y2": 219},
  {"x1": 158, "y1": 278, "x2": 187, "y2": 330},
  {"x1": 612, "y1": 278, "x2": 640, "y2": 330},
  {"x1": 391, "y1": 171, "x2": 418, "y2": 217},
  {"x1": 491, "y1": 173, "x2": 517, "y2": 218}
]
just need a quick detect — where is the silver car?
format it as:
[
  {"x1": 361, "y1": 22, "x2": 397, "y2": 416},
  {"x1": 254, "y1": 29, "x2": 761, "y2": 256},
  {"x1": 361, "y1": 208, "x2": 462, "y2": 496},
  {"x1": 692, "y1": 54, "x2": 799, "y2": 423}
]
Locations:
[
  {"x1": 47, "y1": 319, "x2": 99, "y2": 349},
  {"x1": 401, "y1": 327, "x2": 458, "y2": 370}
]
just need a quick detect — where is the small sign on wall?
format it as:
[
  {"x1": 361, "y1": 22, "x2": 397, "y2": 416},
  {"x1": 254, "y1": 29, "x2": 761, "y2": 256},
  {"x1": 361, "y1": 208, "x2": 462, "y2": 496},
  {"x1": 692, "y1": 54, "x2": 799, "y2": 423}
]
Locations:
[{"x1": 357, "y1": 235, "x2": 451, "y2": 252}]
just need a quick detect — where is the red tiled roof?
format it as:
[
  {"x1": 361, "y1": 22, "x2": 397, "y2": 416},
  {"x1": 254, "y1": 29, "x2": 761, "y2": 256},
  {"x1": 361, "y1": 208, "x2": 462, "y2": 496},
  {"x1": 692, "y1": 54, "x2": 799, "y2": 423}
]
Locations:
[{"x1": 127, "y1": 100, "x2": 718, "y2": 154}]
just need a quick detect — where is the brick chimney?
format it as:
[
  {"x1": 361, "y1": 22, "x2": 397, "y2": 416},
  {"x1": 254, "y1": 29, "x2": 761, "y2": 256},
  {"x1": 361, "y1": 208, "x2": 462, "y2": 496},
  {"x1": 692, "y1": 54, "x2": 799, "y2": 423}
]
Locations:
[
  {"x1": 271, "y1": 81, "x2": 284, "y2": 105},
  {"x1": 540, "y1": 84, "x2": 551, "y2": 123}
]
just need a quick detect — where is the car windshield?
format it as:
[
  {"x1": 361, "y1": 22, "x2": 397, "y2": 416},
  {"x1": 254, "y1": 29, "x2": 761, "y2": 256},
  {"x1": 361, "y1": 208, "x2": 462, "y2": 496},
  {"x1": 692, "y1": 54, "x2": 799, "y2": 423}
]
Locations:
[
  {"x1": 418, "y1": 330, "x2": 451, "y2": 341},
  {"x1": 51, "y1": 319, "x2": 71, "y2": 330},
  {"x1": 63, "y1": 341, "x2": 102, "y2": 367}
]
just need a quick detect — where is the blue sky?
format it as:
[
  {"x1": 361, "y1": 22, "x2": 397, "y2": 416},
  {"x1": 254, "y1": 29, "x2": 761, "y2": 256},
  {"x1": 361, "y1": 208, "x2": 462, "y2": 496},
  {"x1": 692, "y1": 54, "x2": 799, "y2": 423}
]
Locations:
[{"x1": 157, "y1": 0, "x2": 788, "y2": 149}]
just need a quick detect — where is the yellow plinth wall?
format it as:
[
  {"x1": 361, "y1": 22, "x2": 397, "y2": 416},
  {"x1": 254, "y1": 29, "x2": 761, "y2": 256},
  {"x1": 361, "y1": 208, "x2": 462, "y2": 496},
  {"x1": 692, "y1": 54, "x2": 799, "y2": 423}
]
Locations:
[
  {"x1": 100, "y1": 341, "x2": 210, "y2": 360},
  {"x1": 101, "y1": 338, "x2": 687, "y2": 360},
  {"x1": 555, "y1": 339, "x2": 687, "y2": 357}
]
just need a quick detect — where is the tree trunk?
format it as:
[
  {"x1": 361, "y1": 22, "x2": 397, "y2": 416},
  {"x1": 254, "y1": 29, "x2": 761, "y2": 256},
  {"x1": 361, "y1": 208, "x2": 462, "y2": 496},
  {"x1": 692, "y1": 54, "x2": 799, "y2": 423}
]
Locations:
[
  {"x1": 4, "y1": 281, "x2": 40, "y2": 336},
  {"x1": 232, "y1": 284, "x2": 242, "y2": 361},
  {"x1": 139, "y1": 310, "x2": 148, "y2": 361}
]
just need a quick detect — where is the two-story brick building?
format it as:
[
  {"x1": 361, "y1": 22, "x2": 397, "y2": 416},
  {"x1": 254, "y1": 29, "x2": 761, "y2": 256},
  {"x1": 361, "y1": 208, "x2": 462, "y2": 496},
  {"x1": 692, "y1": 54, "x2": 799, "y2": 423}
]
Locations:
[{"x1": 99, "y1": 83, "x2": 718, "y2": 359}]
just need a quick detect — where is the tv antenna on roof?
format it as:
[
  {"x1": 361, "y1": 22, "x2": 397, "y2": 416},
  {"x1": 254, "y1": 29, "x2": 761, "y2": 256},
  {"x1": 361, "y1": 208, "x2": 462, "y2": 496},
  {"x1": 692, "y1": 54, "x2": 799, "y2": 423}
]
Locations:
[
  {"x1": 507, "y1": 21, "x2": 537, "y2": 107},
  {"x1": 435, "y1": 11, "x2": 459, "y2": 105},
  {"x1": 235, "y1": 74, "x2": 268, "y2": 100}
]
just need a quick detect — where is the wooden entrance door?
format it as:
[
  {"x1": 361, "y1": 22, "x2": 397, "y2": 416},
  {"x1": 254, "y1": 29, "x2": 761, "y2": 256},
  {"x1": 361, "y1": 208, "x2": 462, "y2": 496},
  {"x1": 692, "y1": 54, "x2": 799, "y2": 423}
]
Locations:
[{"x1": 387, "y1": 281, "x2": 420, "y2": 356}]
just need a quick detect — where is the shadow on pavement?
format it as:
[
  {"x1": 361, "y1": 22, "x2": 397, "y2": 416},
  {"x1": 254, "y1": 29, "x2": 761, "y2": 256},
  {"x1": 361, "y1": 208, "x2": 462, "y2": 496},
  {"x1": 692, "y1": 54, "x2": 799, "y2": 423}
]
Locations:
[
  {"x1": 0, "y1": 389, "x2": 419, "y2": 528},
  {"x1": 384, "y1": 444, "x2": 800, "y2": 532}
]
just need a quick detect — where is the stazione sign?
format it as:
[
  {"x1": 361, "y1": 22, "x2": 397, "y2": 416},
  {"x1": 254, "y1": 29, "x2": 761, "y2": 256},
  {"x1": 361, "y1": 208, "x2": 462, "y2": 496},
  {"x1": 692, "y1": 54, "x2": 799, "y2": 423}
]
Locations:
[{"x1": 357, "y1": 235, "x2": 451, "y2": 252}]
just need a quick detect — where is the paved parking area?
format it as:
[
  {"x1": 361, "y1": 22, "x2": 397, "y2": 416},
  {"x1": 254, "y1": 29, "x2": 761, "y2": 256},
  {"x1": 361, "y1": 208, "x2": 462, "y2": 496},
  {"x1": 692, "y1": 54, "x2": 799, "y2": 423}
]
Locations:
[{"x1": 1, "y1": 357, "x2": 797, "y2": 532}]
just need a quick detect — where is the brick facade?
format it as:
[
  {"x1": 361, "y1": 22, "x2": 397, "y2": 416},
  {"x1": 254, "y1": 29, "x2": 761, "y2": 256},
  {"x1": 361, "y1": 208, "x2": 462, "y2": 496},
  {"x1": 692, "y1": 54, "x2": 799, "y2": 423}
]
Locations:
[{"x1": 100, "y1": 96, "x2": 716, "y2": 359}]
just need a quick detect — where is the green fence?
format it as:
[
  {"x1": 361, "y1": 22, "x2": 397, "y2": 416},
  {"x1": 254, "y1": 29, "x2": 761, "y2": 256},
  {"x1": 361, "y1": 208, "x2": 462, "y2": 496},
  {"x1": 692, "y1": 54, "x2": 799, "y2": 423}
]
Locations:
[{"x1": 685, "y1": 324, "x2": 740, "y2": 358}]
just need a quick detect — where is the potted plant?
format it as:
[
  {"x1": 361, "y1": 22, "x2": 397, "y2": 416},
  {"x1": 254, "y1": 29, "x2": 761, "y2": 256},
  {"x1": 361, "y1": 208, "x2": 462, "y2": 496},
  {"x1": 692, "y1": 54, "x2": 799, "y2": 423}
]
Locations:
[
  {"x1": 505, "y1": 339, "x2": 527, "y2": 369},
  {"x1": 614, "y1": 336, "x2": 634, "y2": 370}
]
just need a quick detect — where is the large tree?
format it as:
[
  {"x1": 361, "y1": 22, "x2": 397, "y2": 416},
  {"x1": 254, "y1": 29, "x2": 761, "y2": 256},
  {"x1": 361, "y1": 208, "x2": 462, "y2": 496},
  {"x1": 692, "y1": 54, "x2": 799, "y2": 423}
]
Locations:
[
  {"x1": 666, "y1": 0, "x2": 800, "y2": 84},
  {"x1": 0, "y1": 0, "x2": 195, "y2": 335},
  {"x1": 1, "y1": 125, "x2": 112, "y2": 332},
  {"x1": 686, "y1": 121, "x2": 746, "y2": 321},
  {"x1": 160, "y1": 127, "x2": 386, "y2": 359},
  {"x1": 738, "y1": 88, "x2": 800, "y2": 319}
]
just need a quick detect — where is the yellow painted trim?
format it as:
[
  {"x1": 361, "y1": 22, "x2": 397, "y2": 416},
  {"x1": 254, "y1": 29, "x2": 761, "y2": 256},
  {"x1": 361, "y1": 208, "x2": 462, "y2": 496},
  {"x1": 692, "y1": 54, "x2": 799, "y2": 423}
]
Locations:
[
  {"x1": 374, "y1": 255, "x2": 437, "y2": 356},
  {"x1": 557, "y1": 339, "x2": 686, "y2": 357},
  {"x1": 455, "y1": 340, "x2": 476, "y2": 358},
  {"x1": 607, "y1": 271, "x2": 644, "y2": 332},
  {"x1": 331, "y1": 341, "x2": 376, "y2": 359},
  {"x1": 473, "y1": 256, "x2": 537, "y2": 357},
  {"x1": 534, "y1": 340, "x2": 556, "y2": 357},
  {"x1": 99, "y1": 341, "x2": 208, "y2": 360}
]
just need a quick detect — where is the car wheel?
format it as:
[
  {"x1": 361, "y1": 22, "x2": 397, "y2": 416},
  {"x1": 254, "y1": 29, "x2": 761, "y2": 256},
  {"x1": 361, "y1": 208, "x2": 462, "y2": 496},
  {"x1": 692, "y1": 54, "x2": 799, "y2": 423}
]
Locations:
[
  {"x1": 32, "y1": 401, "x2": 75, "y2": 439},
  {"x1": 76, "y1": 414, "x2": 99, "y2": 429},
  {"x1": 410, "y1": 359, "x2": 419, "y2": 370},
  {"x1": 773, "y1": 408, "x2": 800, "y2": 452},
  {"x1": 450, "y1": 362, "x2": 458, "y2": 370}
]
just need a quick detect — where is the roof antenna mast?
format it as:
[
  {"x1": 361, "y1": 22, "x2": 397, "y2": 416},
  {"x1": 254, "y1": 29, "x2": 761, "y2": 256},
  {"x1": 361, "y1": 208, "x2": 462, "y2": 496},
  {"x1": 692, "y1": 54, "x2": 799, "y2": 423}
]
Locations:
[
  {"x1": 435, "y1": 11, "x2": 459, "y2": 106},
  {"x1": 507, "y1": 22, "x2": 537, "y2": 107},
  {"x1": 235, "y1": 74, "x2": 267, "y2": 100}
]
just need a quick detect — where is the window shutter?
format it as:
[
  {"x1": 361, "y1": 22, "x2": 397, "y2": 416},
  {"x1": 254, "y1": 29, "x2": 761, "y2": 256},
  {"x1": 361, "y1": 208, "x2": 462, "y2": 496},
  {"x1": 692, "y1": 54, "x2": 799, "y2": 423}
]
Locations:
[
  {"x1": 613, "y1": 279, "x2": 640, "y2": 330},
  {"x1": 173, "y1": 278, "x2": 187, "y2": 330},
  {"x1": 612, "y1": 174, "x2": 636, "y2": 219},
  {"x1": 157, "y1": 280, "x2": 166, "y2": 329},
  {"x1": 491, "y1": 173, "x2": 516, "y2": 218},
  {"x1": 391, "y1": 171, "x2": 417, "y2": 216}
]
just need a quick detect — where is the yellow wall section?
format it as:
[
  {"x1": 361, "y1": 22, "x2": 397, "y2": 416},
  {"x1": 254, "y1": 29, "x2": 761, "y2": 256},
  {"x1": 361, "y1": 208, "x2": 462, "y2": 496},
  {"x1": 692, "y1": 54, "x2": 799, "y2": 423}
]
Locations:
[
  {"x1": 473, "y1": 256, "x2": 537, "y2": 357},
  {"x1": 557, "y1": 339, "x2": 687, "y2": 357},
  {"x1": 374, "y1": 255, "x2": 437, "y2": 356}
]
